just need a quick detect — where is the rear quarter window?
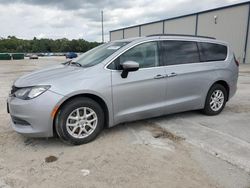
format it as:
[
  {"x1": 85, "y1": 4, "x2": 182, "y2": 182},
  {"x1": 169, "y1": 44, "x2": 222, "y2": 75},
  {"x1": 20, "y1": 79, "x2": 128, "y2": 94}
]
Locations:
[{"x1": 198, "y1": 42, "x2": 227, "y2": 62}]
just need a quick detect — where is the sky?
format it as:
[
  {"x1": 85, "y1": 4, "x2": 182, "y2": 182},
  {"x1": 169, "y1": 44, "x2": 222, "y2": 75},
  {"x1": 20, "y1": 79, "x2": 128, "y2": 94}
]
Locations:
[{"x1": 0, "y1": 0, "x2": 248, "y2": 42}]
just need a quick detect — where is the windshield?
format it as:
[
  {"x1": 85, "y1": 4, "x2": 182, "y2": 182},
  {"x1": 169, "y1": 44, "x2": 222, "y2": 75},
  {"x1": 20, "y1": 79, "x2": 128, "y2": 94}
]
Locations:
[{"x1": 72, "y1": 42, "x2": 130, "y2": 68}]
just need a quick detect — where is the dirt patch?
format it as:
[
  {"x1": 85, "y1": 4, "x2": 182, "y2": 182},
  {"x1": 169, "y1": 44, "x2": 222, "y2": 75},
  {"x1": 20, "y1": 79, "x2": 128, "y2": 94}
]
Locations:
[
  {"x1": 150, "y1": 126, "x2": 185, "y2": 142},
  {"x1": 240, "y1": 82, "x2": 250, "y2": 84},
  {"x1": 24, "y1": 139, "x2": 34, "y2": 146},
  {"x1": 2, "y1": 70, "x2": 33, "y2": 74},
  {"x1": 226, "y1": 105, "x2": 250, "y2": 113},
  {"x1": 239, "y1": 71, "x2": 250, "y2": 74},
  {"x1": 45, "y1": 156, "x2": 58, "y2": 163}
]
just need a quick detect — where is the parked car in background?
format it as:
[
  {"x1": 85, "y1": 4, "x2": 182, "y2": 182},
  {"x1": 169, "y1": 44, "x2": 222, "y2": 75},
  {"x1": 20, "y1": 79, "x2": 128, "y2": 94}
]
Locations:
[
  {"x1": 66, "y1": 52, "x2": 78, "y2": 59},
  {"x1": 29, "y1": 54, "x2": 38, "y2": 59},
  {"x1": 37, "y1": 53, "x2": 45, "y2": 57},
  {"x1": 7, "y1": 35, "x2": 239, "y2": 145}
]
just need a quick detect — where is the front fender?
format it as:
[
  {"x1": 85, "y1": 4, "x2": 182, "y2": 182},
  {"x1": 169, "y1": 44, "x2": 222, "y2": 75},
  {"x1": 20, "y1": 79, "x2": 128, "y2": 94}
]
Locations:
[{"x1": 52, "y1": 90, "x2": 114, "y2": 128}]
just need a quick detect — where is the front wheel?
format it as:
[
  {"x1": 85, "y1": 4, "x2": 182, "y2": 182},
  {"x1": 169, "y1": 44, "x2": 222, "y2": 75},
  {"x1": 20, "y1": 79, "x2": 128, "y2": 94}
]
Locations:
[
  {"x1": 55, "y1": 97, "x2": 104, "y2": 145},
  {"x1": 202, "y1": 84, "x2": 227, "y2": 116}
]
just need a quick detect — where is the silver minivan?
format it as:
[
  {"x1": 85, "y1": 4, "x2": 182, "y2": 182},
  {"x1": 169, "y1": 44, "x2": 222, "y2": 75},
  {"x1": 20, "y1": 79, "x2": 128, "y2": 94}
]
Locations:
[{"x1": 7, "y1": 35, "x2": 239, "y2": 145}]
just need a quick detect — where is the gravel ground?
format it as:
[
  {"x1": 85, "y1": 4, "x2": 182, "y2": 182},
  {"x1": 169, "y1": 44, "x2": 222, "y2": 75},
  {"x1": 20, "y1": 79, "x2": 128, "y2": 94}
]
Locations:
[{"x1": 0, "y1": 57, "x2": 249, "y2": 188}]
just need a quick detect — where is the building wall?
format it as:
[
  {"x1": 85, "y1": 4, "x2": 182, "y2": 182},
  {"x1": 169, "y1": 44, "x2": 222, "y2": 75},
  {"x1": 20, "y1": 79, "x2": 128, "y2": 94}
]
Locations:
[
  {"x1": 164, "y1": 15, "x2": 196, "y2": 35},
  {"x1": 110, "y1": 30, "x2": 123, "y2": 41},
  {"x1": 110, "y1": 2, "x2": 250, "y2": 63},
  {"x1": 246, "y1": 5, "x2": 250, "y2": 64},
  {"x1": 197, "y1": 4, "x2": 249, "y2": 63},
  {"x1": 124, "y1": 26, "x2": 140, "y2": 38},
  {"x1": 141, "y1": 22, "x2": 163, "y2": 36}
]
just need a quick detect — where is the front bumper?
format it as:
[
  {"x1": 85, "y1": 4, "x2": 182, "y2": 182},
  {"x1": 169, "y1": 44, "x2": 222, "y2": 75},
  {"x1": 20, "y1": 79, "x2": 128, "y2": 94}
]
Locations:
[{"x1": 7, "y1": 90, "x2": 64, "y2": 138}]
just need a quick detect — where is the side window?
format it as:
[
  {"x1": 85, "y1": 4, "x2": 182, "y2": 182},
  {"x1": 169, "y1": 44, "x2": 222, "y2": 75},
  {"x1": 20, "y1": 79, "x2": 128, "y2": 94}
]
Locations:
[
  {"x1": 160, "y1": 41, "x2": 200, "y2": 66},
  {"x1": 198, "y1": 42, "x2": 227, "y2": 62},
  {"x1": 108, "y1": 42, "x2": 159, "y2": 70}
]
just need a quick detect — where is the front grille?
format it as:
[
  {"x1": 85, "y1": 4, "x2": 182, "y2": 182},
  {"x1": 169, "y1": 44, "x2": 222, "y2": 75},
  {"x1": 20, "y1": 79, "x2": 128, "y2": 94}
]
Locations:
[{"x1": 11, "y1": 116, "x2": 30, "y2": 126}]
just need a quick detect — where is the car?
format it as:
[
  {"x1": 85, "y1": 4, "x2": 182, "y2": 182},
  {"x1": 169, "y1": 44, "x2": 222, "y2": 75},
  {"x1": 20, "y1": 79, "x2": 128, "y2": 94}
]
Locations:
[
  {"x1": 37, "y1": 53, "x2": 45, "y2": 57},
  {"x1": 29, "y1": 54, "x2": 38, "y2": 59},
  {"x1": 66, "y1": 52, "x2": 78, "y2": 59},
  {"x1": 7, "y1": 34, "x2": 239, "y2": 145}
]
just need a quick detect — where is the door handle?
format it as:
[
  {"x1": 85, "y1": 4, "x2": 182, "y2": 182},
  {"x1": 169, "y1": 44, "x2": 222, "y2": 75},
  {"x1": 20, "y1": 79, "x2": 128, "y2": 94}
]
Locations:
[
  {"x1": 154, "y1": 74, "x2": 165, "y2": 79},
  {"x1": 167, "y1": 72, "x2": 178, "y2": 78}
]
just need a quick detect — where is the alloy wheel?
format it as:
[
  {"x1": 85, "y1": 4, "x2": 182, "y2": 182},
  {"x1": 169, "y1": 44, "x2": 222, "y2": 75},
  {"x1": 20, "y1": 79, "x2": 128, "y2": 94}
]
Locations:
[
  {"x1": 210, "y1": 90, "x2": 224, "y2": 112},
  {"x1": 66, "y1": 107, "x2": 98, "y2": 139}
]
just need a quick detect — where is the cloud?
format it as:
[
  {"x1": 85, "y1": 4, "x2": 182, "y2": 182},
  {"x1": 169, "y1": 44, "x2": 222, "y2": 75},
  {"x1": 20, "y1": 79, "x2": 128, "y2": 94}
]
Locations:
[
  {"x1": 0, "y1": 0, "x2": 248, "y2": 42},
  {"x1": 0, "y1": 0, "x2": 133, "y2": 10}
]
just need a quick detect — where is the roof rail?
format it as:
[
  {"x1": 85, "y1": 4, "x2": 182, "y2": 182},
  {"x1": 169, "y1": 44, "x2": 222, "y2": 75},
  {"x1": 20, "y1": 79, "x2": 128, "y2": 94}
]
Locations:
[{"x1": 147, "y1": 34, "x2": 216, "y2": 39}]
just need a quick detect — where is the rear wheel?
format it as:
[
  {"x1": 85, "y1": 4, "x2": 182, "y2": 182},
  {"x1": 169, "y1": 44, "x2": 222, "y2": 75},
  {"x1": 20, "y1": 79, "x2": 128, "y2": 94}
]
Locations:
[
  {"x1": 202, "y1": 84, "x2": 227, "y2": 116},
  {"x1": 55, "y1": 97, "x2": 104, "y2": 145}
]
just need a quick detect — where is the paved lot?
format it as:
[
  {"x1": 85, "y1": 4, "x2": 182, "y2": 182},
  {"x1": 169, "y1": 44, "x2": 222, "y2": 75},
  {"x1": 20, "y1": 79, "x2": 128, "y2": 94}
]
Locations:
[{"x1": 0, "y1": 57, "x2": 249, "y2": 188}]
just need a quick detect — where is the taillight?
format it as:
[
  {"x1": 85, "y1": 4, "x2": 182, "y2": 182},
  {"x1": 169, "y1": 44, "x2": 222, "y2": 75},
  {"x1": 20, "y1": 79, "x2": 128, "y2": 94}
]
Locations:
[{"x1": 234, "y1": 56, "x2": 239, "y2": 67}]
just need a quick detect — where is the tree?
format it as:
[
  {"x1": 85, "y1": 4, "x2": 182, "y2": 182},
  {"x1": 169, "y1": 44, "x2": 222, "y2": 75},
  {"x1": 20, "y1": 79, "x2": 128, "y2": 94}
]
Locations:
[{"x1": 0, "y1": 37, "x2": 101, "y2": 53}]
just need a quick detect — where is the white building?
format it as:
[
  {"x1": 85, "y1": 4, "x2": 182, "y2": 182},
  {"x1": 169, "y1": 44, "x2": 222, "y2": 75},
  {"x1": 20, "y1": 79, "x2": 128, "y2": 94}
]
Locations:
[{"x1": 110, "y1": 1, "x2": 250, "y2": 64}]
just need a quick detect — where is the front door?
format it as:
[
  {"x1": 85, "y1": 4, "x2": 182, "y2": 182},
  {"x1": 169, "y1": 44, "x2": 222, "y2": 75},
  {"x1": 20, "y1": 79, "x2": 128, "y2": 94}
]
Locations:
[{"x1": 109, "y1": 41, "x2": 167, "y2": 124}]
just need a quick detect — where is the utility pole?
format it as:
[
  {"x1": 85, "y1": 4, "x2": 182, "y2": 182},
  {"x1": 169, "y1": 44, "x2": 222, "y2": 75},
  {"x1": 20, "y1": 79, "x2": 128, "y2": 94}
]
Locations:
[{"x1": 101, "y1": 10, "x2": 104, "y2": 43}]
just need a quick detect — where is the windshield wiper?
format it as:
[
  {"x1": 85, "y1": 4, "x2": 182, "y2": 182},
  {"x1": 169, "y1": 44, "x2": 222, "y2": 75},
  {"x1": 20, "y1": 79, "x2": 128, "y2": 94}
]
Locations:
[{"x1": 70, "y1": 62, "x2": 82, "y2": 67}]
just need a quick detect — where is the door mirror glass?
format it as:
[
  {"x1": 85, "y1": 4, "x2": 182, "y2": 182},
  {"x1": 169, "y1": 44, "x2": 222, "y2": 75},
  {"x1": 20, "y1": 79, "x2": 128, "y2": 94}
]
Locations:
[{"x1": 121, "y1": 61, "x2": 139, "y2": 78}]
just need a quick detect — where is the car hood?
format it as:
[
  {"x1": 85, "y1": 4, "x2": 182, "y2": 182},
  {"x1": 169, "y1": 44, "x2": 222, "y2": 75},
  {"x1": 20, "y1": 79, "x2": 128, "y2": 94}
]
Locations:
[{"x1": 14, "y1": 64, "x2": 85, "y2": 87}]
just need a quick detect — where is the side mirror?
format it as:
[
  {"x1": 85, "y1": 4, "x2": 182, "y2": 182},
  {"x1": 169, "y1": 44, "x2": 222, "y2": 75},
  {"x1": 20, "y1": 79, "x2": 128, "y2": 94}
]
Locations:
[{"x1": 121, "y1": 61, "x2": 139, "y2": 78}]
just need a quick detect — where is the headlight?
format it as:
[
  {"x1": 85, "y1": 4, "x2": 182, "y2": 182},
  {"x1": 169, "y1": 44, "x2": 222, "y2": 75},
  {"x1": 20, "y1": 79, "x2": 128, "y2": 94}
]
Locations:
[{"x1": 14, "y1": 86, "x2": 50, "y2": 100}]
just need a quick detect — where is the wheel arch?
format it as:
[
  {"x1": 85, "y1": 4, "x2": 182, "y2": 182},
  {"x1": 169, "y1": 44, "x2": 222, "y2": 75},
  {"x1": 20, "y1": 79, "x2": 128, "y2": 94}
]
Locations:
[
  {"x1": 209, "y1": 80, "x2": 230, "y2": 101},
  {"x1": 52, "y1": 93, "x2": 110, "y2": 137}
]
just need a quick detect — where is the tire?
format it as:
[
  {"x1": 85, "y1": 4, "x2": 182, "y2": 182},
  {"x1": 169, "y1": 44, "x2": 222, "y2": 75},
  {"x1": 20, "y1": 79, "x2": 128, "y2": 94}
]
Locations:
[
  {"x1": 202, "y1": 84, "x2": 227, "y2": 116},
  {"x1": 55, "y1": 97, "x2": 104, "y2": 145}
]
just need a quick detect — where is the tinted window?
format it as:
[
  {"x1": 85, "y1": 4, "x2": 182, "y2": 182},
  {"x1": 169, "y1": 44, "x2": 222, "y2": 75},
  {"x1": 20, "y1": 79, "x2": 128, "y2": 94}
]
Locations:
[
  {"x1": 160, "y1": 41, "x2": 200, "y2": 65},
  {"x1": 108, "y1": 42, "x2": 159, "y2": 70},
  {"x1": 198, "y1": 42, "x2": 227, "y2": 62}
]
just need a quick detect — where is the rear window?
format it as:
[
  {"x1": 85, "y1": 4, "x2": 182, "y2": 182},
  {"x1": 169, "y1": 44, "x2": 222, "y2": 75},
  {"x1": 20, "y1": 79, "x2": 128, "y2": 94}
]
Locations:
[
  {"x1": 159, "y1": 41, "x2": 200, "y2": 66},
  {"x1": 198, "y1": 42, "x2": 227, "y2": 62}
]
